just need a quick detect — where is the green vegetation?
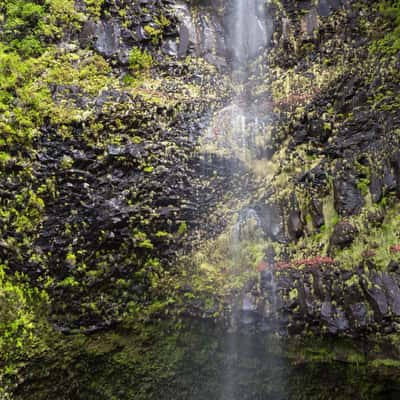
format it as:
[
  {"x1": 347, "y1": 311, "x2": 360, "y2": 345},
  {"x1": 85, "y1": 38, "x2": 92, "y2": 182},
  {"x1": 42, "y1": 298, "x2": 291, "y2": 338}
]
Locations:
[
  {"x1": 144, "y1": 24, "x2": 163, "y2": 45},
  {"x1": 128, "y1": 47, "x2": 153, "y2": 75},
  {"x1": 371, "y1": 0, "x2": 400, "y2": 54},
  {"x1": 0, "y1": 266, "x2": 52, "y2": 397},
  {"x1": 0, "y1": 0, "x2": 221, "y2": 392},
  {"x1": 1, "y1": 0, "x2": 400, "y2": 397},
  {"x1": 84, "y1": 0, "x2": 104, "y2": 19}
]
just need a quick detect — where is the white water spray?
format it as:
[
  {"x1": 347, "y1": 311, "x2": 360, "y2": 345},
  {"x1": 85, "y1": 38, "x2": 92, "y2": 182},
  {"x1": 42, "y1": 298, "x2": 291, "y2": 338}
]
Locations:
[{"x1": 216, "y1": 1, "x2": 273, "y2": 399}]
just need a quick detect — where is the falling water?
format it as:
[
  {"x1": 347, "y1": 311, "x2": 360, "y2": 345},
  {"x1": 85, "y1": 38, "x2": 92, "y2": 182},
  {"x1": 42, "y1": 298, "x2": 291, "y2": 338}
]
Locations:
[
  {"x1": 215, "y1": 1, "x2": 276, "y2": 399},
  {"x1": 224, "y1": 0, "x2": 271, "y2": 279},
  {"x1": 227, "y1": 0, "x2": 269, "y2": 68},
  {"x1": 201, "y1": 0, "x2": 272, "y2": 167}
]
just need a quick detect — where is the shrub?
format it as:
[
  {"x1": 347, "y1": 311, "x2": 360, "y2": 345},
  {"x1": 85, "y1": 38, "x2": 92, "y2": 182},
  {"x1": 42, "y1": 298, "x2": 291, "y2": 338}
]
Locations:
[
  {"x1": 128, "y1": 47, "x2": 153, "y2": 75},
  {"x1": 2, "y1": 1, "x2": 44, "y2": 40}
]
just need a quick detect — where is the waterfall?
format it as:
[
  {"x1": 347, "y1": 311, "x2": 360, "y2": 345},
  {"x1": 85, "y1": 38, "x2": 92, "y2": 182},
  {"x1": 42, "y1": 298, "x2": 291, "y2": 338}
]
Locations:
[
  {"x1": 227, "y1": 0, "x2": 269, "y2": 68},
  {"x1": 224, "y1": 0, "x2": 271, "y2": 310},
  {"x1": 216, "y1": 1, "x2": 277, "y2": 399},
  {"x1": 201, "y1": 0, "x2": 272, "y2": 167}
]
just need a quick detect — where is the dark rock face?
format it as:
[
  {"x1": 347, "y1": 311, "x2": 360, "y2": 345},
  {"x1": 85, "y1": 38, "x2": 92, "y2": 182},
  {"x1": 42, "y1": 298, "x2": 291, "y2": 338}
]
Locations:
[
  {"x1": 237, "y1": 264, "x2": 400, "y2": 337},
  {"x1": 333, "y1": 176, "x2": 364, "y2": 216},
  {"x1": 0, "y1": 0, "x2": 238, "y2": 331},
  {"x1": 94, "y1": 19, "x2": 127, "y2": 62},
  {"x1": 30, "y1": 92, "x2": 238, "y2": 329},
  {"x1": 227, "y1": 0, "x2": 400, "y2": 342},
  {"x1": 256, "y1": 201, "x2": 287, "y2": 243},
  {"x1": 172, "y1": 1, "x2": 227, "y2": 64},
  {"x1": 309, "y1": 198, "x2": 324, "y2": 229},
  {"x1": 76, "y1": 0, "x2": 192, "y2": 64},
  {"x1": 1, "y1": 0, "x2": 399, "y2": 347},
  {"x1": 329, "y1": 221, "x2": 358, "y2": 249},
  {"x1": 370, "y1": 171, "x2": 383, "y2": 203},
  {"x1": 287, "y1": 210, "x2": 303, "y2": 240}
]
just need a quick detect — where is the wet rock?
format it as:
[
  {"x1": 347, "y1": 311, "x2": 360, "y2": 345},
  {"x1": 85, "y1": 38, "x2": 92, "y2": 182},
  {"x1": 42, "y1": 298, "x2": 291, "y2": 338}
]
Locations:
[
  {"x1": 329, "y1": 221, "x2": 358, "y2": 249},
  {"x1": 383, "y1": 163, "x2": 396, "y2": 192},
  {"x1": 300, "y1": 9, "x2": 319, "y2": 40},
  {"x1": 260, "y1": 261, "x2": 400, "y2": 337},
  {"x1": 178, "y1": 24, "x2": 190, "y2": 57},
  {"x1": 298, "y1": 165, "x2": 328, "y2": 188},
  {"x1": 370, "y1": 172, "x2": 383, "y2": 203},
  {"x1": 367, "y1": 210, "x2": 384, "y2": 227},
  {"x1": 95, "y1": 19, "x2": 122, "y2": 57},
  {"x1": 321, "y1": 301, "x2": 333, "y2": 322},
  {"x1": 348, "y1": 302, "x2": 369, "y2": 329},
  {"x1": 265, "y1": 245, "x2": 276, "y2": 264},
  {"x1": 310, "y1": 198, "x2": 324, "y2": 229},
  {"x1": 381, "y1": 273, "x2": 400, "y2": 317},
  {"x1": 282, "y1": 17, "x2": 291, "y2": 40},
  {"x1": 171, "y1": 2, "x2": 196, "y2": 52},
  {"x1": 241, "y1": 293, "x2": 257, "y2": 312},
  {"x1": 287, "y1": 210, "x2": 303, "y2": 240},
  {"x1": 201, "y1": 13, "x2": 226, "y2": 63},
  {"x1": 256, "y1": 202, "x2": 287, "y2": 243},
  {"x1": 234, "y1": 208, "x2": 263, "y2": 241},
  {"x1": 333, "y1": 176, "x2": 364, "y2": 216},
  {"x1": 317, "y1": 0, "x2": 332, "y2": 17},
  {"x1": 238, "y1": 293, "x2": 259, "y2": 325},
  {"x1": 80, "y1": 19, "x2": 97, "y2": 48},
  {"x1": 161, "y1": 39, "x2": 178, "y2": 56},
  {"x1": 333, "y1": 308, "x2": 350, "y2": 333},
  {"x1": 391, "y1": 151, "x2": 400, "y2": 195},
  {"x1": 361, "y1": 273, "x2": 389, "y2": 320},
  {"x1": 388, "y1": 260, "x2": 400, "y2": 273},
  {"x1": 172, "y1": 1, "x2": 226, "y2": 64}
]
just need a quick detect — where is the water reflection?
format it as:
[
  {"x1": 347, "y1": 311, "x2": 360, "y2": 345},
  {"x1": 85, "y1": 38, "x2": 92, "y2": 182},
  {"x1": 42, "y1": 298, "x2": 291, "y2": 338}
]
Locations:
[
  {"x1": 219, "y1": 332, "x2": 287, "y2": 400},
  {"x1": 12, "y1": 320, "x2": 400, "y2": 399}
]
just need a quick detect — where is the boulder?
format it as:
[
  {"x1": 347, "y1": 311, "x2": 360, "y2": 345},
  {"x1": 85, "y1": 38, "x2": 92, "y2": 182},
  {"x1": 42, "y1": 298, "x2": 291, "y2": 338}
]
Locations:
[
  {"x1": 287, "y1": 210, "x2": 303, "y2": 240},
  {"x1": 310, "y1": 198, "x2": 324, "y2": 229},
  {"x1": 333, "y1": 176, "x2": 364, "y2": 216},
  {"x1": 329, "y1": 221, "x2": 358, "y2": 249},
  {"x1": 370, "y1": 172, "x2": 383, "y2": 203},
  {"x1": 256, "y1": 201, "x2": 287, "y2": 243},
  {"x1": 95, "y1": 19, "x2": 122, "y2": 57}
]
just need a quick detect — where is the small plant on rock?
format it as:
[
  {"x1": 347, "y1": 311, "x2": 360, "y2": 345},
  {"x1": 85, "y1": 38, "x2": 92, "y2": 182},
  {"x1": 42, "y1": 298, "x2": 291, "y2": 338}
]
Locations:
[{"x1": 128, "y1": 47, "x2": 153, "y2": 76}]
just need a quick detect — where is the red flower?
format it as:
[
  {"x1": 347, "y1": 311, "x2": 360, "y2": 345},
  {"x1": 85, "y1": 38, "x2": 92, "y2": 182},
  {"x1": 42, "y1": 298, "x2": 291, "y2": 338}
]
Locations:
[
  {"x1": 271, "y1": 256, "x2": 336, "y2": 270},
  {"x1": 362, "y1": 249, "x2": 376, "y2": 258},
  {"x1": 256, "y1": 260, "x2": 269, "y2": 272},
  {"x1": 390, "y1": 245, "x2": 400, "y2": 253}
]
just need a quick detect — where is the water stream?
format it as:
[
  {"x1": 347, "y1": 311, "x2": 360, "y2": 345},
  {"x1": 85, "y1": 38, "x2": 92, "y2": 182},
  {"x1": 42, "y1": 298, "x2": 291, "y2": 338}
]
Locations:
[{"x1": 209, "y1": 1, "x2": 277, "y2": 398}]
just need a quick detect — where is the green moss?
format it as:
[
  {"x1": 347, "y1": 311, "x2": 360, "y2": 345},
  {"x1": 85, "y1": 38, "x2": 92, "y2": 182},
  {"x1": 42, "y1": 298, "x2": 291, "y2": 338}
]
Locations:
[
  {"x1": 344, "y1": 275, "x2": 360, "y2": 288},
  {"x1": 144, "y1": 25, "x2": 163, "y2": 45},
  {"x1": 177, "y1": 221, "x2": 187, "y2": 235},
  {"x1": 357, "y1": 178, "x2": 371, "y2": 197},
  {"x1": 289, "y1": 288, "x2": 298, "y2": 301},
  {"x1": 143, "y1": 165, "x2": 154, "y2": 173},
  {"x1": 58, "y1": 276, "x2": 79, "y2": 287},
  {"x1": 370, "y1": 358, "x2": 400, "y2": 368},
  {"x1": 128, "y1": 47, "x2": 153, "y2": 76},
  {"x1": 370, "y1": 0, "x2": 400, "y2": 54},
  {"x1": 0, "y1": 266, "x2": 52, "y2": 395},
  {"x1": 155, "y1": 231, "x2": 170, "y2": 238},
  {"x1": 138, "y1": 239, "x2": 154, "y2": 249},
  {"x1": 65, "y1": 252, "x2": 77, "y2": 266},
  {"x1": 84, "y1": 0, "x2": 104, "y2": 19}
]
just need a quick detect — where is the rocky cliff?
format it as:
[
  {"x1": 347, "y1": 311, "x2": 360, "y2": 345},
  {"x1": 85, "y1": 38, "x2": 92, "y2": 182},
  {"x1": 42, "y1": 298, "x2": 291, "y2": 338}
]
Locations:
[
  {"x1": 1, "y1": 0, "x2": 400, "y2": 398},
  {"x1": 227, "y1": 0, "x2": 400, "y2": 339}
]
